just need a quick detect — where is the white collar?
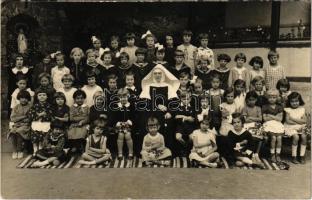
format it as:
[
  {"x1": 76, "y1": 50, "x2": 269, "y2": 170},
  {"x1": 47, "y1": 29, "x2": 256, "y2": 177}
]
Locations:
[
  {"x1": 148, "y1": 132, "x2": 160, "y2": 138},
  {"x1": 125, "y1": 86, "x2": 136, "y2": 91},
  {"x1": 215, "y1": 67, "x2": 229, "y2": 72},
  {"x1": 134, "y1": 62, "x2": 148, "y2": 68},
  {"x1": 73, "y1": 103, "x2": 87, "y2": 108},
  {"x1": 180, "y1": 102, "x2": 191, "y2": 107},
  {"x1": 232, "y1": 129, "x2": 245, "y2": 135},
  {"x1": 117, "y1": 102, "x2": 130, "y2": 108},
  {"x1": 12, "y1": 66, "x2": 28, "y2": 74}
]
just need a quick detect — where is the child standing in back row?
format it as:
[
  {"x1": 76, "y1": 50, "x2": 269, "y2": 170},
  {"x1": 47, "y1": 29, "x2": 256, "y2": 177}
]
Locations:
[
  {"x1": 228, "y1": 53, "x2": 251, "y2": 90},
  {"x1": 177, "y1": 30, "x2": 197, "y2": 74},
  {"x1": 265, "y1": 50, "x2": 285, "y2": 90}
]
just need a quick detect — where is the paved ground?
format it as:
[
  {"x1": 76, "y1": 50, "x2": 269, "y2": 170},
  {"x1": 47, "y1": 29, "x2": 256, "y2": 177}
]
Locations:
[{"x1": 1, "y1": 82, "x2": 311, "y2": 199}]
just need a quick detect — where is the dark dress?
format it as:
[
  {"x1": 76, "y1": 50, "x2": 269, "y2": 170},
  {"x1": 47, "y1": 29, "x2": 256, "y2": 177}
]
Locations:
[
  {"x1": 83, "y1": 63, "x2": 106, "y2": 88},
  {"x1": 34, "y1": 86, "x2": 56, "y2": 104},
  {"x1": 32, "y1": 62, "x2": 54, "y2": 89},
  {"x1": 68, "y1": 60, "x2": 85, "y2": 88},
  {"x1": 146, "y1": 47, "x2": 156, "y2": 64},
  {"x1": 107, "y1": 65, "x2": 135, "y2": 88},
  {"x1": 131, "y1": 62, "x2": 153, "y2": 92},
  {"x1": 52, "y1": 105, "x2": 70, "y2": 126},
  {"x1": 195, "y1": 68, "x2": 214, "y2": 90},
  {"x1": 164, "y1": 46, "x2": 176, "y2": 67},
  {"x1": 228, "y1": 130, "x2": 255, "y2": 158},
  {"x1": 211, "y1": 68, "x2": 230, "y2": 90},
  {"x1": 168, "y1": 63, "x2": 191, "y2": 79}
]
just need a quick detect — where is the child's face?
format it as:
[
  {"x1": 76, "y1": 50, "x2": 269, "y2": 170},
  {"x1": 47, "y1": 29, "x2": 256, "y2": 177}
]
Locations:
[
  {"x1": 200, "y1": 38, "x2": 208, "y2": 47},
  {"x1": 219, "y1": 60, "x2": 228, "y2": 68},
  {"x1": 95, "y1": 95, "x2": 105, "y2": 105},
  {"x1": 146, "y1": 36, "x2": 155, "y2": 48},
  {"x1": 119, "y1": 94, "x2": 128, "y2": 105},
  {"x1": 153, "y1": 70, "x2": 163, "y2": 83},
  {"x1": 200, "y1": 60, "x2": 209, "y2": 71},
  {"x1": 236, "y1": 58, "x2": 245, "y2": 68},
  {"x1": 73, "y1": 52, "x2": 82, "y2": 61},
  {"x1": 253, "y1": 62, "x2": 261, "y2": 70},
  {"x1": 211, "y1": 78, "x2": 220, "y2": 89},
  {"x1": 63, "y1": 79, "x2": 73, "y2": 88},
  {"x1": 148, "y1": 123, "x2": 159, "y2": 135},
  {"x1": 246, "y1": 96, "x2": 257, "y2": 107},
  {"x1": 87, "y1": 77, "x2": 96, "y2": 86},
  {"x1": 201, "y1": 99, "x2": 209, "y2": 109},
  {"x1": 111, "y1": 40, "x2": 119, "y2": 49},
  {"x1": 56, "y1": 97, "x2": 65, "y2": 106},
  {"x1": 254, "y1": 81, "x2": 263, "y2": 91},
  {"x1": 127, "y1": 38, "x2": 135, "y2": 47},
  {"x1": 175, "y1": 55, "x2": 184, "y2": 65},
  {"x1": 75, "y1": 95, "x2": 85, "y2": 105},
  {"x1": 17, "y1": 80, "x2": 27, "y2": 90},
  {"x1": 181, "y1": 96, "x2": 191, "y2": 106},
  {"x1": 183, "y1": 35, "x2": 191, "y2": 43},
  {"x1": 125, "y1": 75, "x2": 135, "y2": 87},
  {"x1": 87, "y1": 53, "x2": 96, "y2": 63},
  {"x1": 94, "y1": 126, "x2": 103, "y2": 136},
  {"x1": 226, "y1": 92, "x2": 234, "y2": 104},
  {"x1": 267, "y1": 95, "x2": 277, "y2": 104},
  {"x1": 165, "y1": 36, "x2": 173, "y2": 46},
  {"x1": 56, "y1": 56, "x2": 64, "y2": 67},
  {"x1": 19, "y1": 97, "x2": 29, "y2": 105},
  {"x1": 269, "y1": 55, "x2": 278, "y2": 65},
  {"x1": 136, "y1": 54, "x2": 145, "y2": 63},
  {"x1": 40, "y1": 77, "x2": 50, "y2": 87},
  {"x1": 235, "y1": 84, "x2": 244, "y2": 94},
  {"x1": 103, "y1": 54, "x2": 112, "y2": 65},
  {"x1": 120, "y1": 57, "x2": 128, "y2": 66},
  {"x1": 179, "y1": 76, "x2": 189, "y2": 87},
  {"x1": 194, "y1": 83, "x2": 203, "y2": 94},
  {"x1": 52, "y1": 128, "x2": 63, "y2": 136},
  {"x1": 37, "y1": 93, "x2": 48, "y2": 102},
  {"x1": 232, "y1": 117, "x2": 243, "y2": 132},
  {"x1": 290, "y1": 97, "x2": 300, "y2": 109},
  {"x1": 43, "y1": 57, "x2": 51, "y2": 64},
  {"x1": 108, "y1": 79, "x2": 117, "y2": 90},
  {"x1": 200, "y1": 121, "x2": 210, "y2": 132},
  {"x1": 93, "y1": 40, "x2": 101, "y2": 49},
  {"x1": 156, "y1": 51, "x2": 165, "y2": 61},
  {"x1": 279, "y1": 86, "x2": 288, "y2": 93},
  {"x1": 15, "y1": 57, "x2": 23, "y2": 67}
]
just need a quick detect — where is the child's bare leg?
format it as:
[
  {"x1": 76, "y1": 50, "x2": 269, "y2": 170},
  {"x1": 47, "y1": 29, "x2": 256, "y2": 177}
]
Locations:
[
  {"x1": 33, "y1": 143, "x2": 38, "y2": 155},
  {"x1": 291, "y1": 134, "x2": 299, "y2": 163},
  {"x1": 94, "y1": 154, "x2": 111, "y2": 164},
  {"x1": 276, "y1": 136, "x2": 282, "y2": 162},
  {"x1": 270, "y1": 135, "x2": 276, "y2": 161},
  {"x1": 125, "y1": 132, "x2": 133, "y2": 157},
  {"x1": 81, "y1": 153, "x2": 96, "y2": 161},
  {"x1": 141, "y1": 150, "x2": 150, "y2": 162},
  {"x1": 36, "y1": 153, "x2": 48, "y2": 160},
  {"x1": 237, "y1": 156, "x2": 253, "y2": 165},
  {"x1": 38, "y1": 141, "x2": 43, "y2": 150},
  {"x1": 117, "y1": 133, "x2": 125, "y2": 157},
  {"x1": 33, "y1": 157, "x2": 57, "y2": 167},
  {"x1": 299, "y1": 134, "x2": 307, "y2": 164},
  {"x1": 157, "y1": 148, "x2": 172, "y2": 160},
  {"x1": 206, "y1": 152, "x2": 219, "y2": 163},
  {"x1": 9, "y1": 135, "x2": 18, "y2": 153},
  {"x1": 199, "y1": 160, "x2": 217, "y2": 168}
]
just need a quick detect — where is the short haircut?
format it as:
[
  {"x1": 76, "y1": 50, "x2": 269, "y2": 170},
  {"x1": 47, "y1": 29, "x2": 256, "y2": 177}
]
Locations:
[
  {"x1": 217, "y1": 54, "x2": 231, "y2": 62},
  {"x1": 179, "y1": 91, "x2": 191, "y2": 99},
  {"x1": 251, "y1": 76, "x2": 265, "y2": 86},
  {"x1": 249, "y1": 56, "x2": 263, "y2": 68},
  {"x1": 50, "y1": 120, "x2": 65, "y2": 130},
  {"x1": 223, "y1": 87, "x2": 234, "y2": 99},
  {"x1": 92, "y1": 118, "x2": 107, "y2": 129},
  {"x1": 110, "y1": 35, "x2": 120, "y2": 42},
  {"x1": 265, "y1": 89, "x2": 279, "y2": 98},
  {"x1": 35, "y1": 88, "x2": 48, "y2": 96},
  {"x1": 61, "y1": 74, "x2": 75, "y2": 82},
  {"x1": 117, "y1": 88, "x2": 129, "y2": 96},
  {"x1": 55, "y1": 53, "x2": 65, "y2": 60},
  {"x1": 174, "y1": 50, "x2": 184, "y2": 57},
  {"x1": 234, "y1": 53, "x2": 247, "y2": 62},
  {"x1": 211, "y1": 73, "x2": 221, "y2": 82},
  {"x1": 86, "y1": 49, "x2": 96, "y2": 57},
  {"x1": 125, "y1": 32, "x2": 136, "y2": 40},
  {"x1": 54, "y1": 92, "x2": 67, "y2": 104},
  {"x1": 86, "y1": 70, "x2": 97, "y2": 79},
  {"x1": 245, "y1": 91, "x2": 259, "y2": 102},
  {"x1": 70, "y1": 47, "x2": 85, "y2": 59},
  {"x1": 100, "y1": 50, "x2": 113, "y2": 60},
  {"x1": 17, "y1": 90, "x2": 31, "y2": 101},
  {"x1": 125, "y1": 70, "x2": 135, "y2": 78},
  {"x1": 135, "y1": 48, "x2": 147, "y2": 56},
  {"x1": 147, "y1": 116, "x2": 160, "y2": 126},
  {"x1": 198, "y1": 33, "x2": 209, "y2": 40},
  {"x1": 232, "y1": 112, "x2": 245, "y2": 124},
  {"x1": 14, "y1": 53, "x2": 24, "y2": 60},
  {"x1": 268, "y1": 50, "x2": 279, "y2": 60},
  {"x1": 107, "y1": 74, "x2": 118, "y2": 81},
  {"x1": 286, "y1": 92, "x2": 305, "y2": 107},
  {"x1": 179, "y1": 71, "x2": 190, "y2": 79},
  {"x1": 73, "y1": 89, "x2": 87, "y2": 99},
  {"x1": 234, "y1": 79, "x2": 246, "y2": 89},
  {"x1": 182, "y1": 30, "x2": 193, "y2": 36},
  {"x1": 119, "y1": 52, "x2": 129, "y2": 60},
  {"x1": 16, "y1": 72, "x2": 28, "y2": 82},
  {"x1": 276, "y1": 78, "x2": 290, "y2": 91}
]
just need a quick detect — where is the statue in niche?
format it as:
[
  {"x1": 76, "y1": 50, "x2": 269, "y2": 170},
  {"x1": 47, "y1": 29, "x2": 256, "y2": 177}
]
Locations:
[{"x1": 17, "y1": 28, "x2": 27, "y2": 54}]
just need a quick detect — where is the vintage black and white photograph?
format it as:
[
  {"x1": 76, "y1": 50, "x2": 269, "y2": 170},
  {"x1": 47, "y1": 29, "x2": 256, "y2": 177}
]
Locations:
[{"x1": 1, "y1": 0, "x2": 311, "y2": 199}]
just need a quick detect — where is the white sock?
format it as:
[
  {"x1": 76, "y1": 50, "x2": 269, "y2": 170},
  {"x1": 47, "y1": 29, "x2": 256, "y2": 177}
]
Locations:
[
  {"x1": 270, "y1": 149, "x2": 275, "y2": 154},
  {"x1": 292, "y1": 145, "x2": 297, "y2": 157},
  {"x1": 300, "y1": 145, "x2": 306, "y2": 157},
  {"x1": 276, "y1": 148, "x2": 281, "y2": 154}
]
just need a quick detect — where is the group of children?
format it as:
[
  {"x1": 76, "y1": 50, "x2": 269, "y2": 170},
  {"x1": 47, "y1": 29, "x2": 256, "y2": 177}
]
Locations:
[{"x1": 8, "y1": 29, "x2": 309, "y2": 168}]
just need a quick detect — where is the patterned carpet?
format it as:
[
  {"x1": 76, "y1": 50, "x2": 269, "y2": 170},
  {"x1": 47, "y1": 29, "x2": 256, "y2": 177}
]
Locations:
[{"x1": 17, "y1": 155, "x2": 287, "y2": 170}]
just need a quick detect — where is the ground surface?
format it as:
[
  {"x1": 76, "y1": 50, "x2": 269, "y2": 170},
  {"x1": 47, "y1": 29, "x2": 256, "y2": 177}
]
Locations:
[{"x1": 1, "y1": 82, "x2": 311, "y2": 199}]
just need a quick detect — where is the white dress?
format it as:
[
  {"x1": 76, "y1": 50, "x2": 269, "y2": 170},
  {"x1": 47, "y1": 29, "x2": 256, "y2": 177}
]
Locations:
[
  {"x1": 219, "y1": 102, "x2": 237, "y2": 136},
  {"x1": 189, "y1": 129, "x2": 217, "y2": 162},
  {"x1": 57, "y1": 87, "x2": 77, "y2": 107},
  {"x1": 81, "y1": 85, "x2": 103, "y2": 107},
  {"x1": 284, "y1": 107, "x2": 306, "y2": 136},
  {"x1": 10, "y1": 88, "x2": 34, "y2": 109},
  {"x1": 51, "y1": 66, "x2": 70, "y2": 91}
]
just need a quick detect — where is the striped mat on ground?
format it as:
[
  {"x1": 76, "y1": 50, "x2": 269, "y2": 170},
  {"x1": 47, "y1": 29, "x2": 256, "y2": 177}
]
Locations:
[{"x1": 17, "y1": 155, "x2": 287, "y2": 170}]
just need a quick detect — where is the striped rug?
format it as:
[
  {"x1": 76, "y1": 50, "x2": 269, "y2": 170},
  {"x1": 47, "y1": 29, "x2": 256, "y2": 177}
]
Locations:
[{"x1": 17, "y1": 155, "x2": 287, "y2": 170}]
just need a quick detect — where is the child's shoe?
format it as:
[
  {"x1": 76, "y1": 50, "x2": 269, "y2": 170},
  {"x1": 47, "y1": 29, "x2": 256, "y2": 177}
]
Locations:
[
  {"x1": 291, "y1": 156, "x2": 299, "y2": 164},
  {"x1": 17, "y1": 152, "x2": 24, "y2": 159},
  {"x1": 299, "y1": 156, "x2": 306, "y2": 164},
  {"x1": 269, "y1": 154, "x2": 276, "y2": 163},
  {"x1": 128, "y1": 154, "x2": 133, "y2": 160},
  {"x1": 275, "y1": 154, "x2": 282, "y2": 162},
  {"x1": 117, "y1": 154, "x2": 123, "y2": 160},
  {"x1": 12, "y1": 152, "x2": 18, "y2": 159}
]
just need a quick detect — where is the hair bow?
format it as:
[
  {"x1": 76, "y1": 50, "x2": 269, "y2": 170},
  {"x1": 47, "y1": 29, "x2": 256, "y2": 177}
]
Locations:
[
  {"x1": 154, "y1": 43, "x2": 164, "y2": 51},
  {"x1": 141, "y1": 30, "x2": 152, "y2": 39},
  {"x1": 115, "y1": 52, "x2": 120, "y2": 58},
  {"x1": 50, "y1": 51, "x2": 61, "y2": 59},
  {"x1": 91, "y1": 36, "x2": 100, "y2": 43}
]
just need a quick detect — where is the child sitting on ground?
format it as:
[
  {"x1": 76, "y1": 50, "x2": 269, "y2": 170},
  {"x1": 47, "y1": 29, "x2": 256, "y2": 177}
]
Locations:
[
  {"x1": 141, "y1": 116, "x2": 172, "y2": 166},
  {"x1": 78, "y1": 119, "x2": 112, "y2": 165}
]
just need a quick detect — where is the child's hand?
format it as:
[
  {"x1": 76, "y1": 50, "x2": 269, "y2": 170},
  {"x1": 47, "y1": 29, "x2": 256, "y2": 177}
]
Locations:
[
  {"x1": 176, "y1": 133, "x2": 185, "y2": 143},
  {"x1": 164, "y1": 112, "x2": 172, "y2": 119},
  {"x1": 158, "y1": 105, "x2": 167, "y2": 112},
  {"x1": 116, "y1": 122, "x2": 122, "y2": 128},
  {"x1": 126, "y1": 120, "x2": 132, "y2": 126},
  {"x1": 78, "y1": 121, "x2": 83, "y2": 127},
  {"x1": 234, "y1": 143, "x2": 242, "y2": 151}
]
